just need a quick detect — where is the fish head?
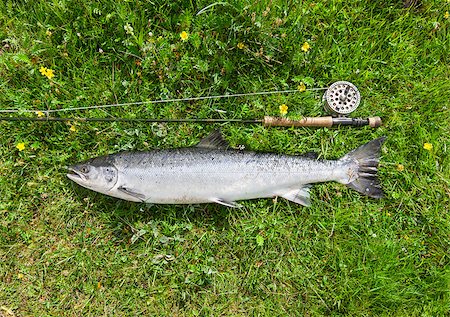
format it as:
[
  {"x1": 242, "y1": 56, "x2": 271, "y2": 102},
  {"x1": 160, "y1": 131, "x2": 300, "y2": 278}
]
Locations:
[{"x1": 67, "y1": 157, "x2": 118, "y2": 194}]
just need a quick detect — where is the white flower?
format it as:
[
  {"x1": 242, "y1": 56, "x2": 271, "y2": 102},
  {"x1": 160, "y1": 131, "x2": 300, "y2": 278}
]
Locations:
[{"x1": 124, "y1": 23, "x2": 134, "y2": 35}]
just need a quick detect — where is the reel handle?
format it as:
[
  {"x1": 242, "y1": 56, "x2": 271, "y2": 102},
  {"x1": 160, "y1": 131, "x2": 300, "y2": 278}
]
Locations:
[{"x1": 263, "y1": 116, "x2": 382, "y2": 128}]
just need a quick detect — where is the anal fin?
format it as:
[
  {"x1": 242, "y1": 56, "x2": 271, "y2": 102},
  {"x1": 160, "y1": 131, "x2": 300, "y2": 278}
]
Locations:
[
  {"x1": 279, "y1": 186, "x2": 312, "y2": 207},
  {"x1": 212, "y1": 198, "x2": 242, "y2": 208}
]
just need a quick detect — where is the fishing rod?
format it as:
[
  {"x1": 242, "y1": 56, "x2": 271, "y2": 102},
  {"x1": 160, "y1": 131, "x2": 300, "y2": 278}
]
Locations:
[
  {"x1": 0, "y1": 81, "x2": 382, "y2": 128},
  {"x1": 0, "y1": 116, "x2": 381, "y2": 127}
]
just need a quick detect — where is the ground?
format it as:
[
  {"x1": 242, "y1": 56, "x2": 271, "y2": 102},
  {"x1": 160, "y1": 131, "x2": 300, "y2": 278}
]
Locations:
[{"x1": 0, "y1": 0, "x2": 449, "y2": 316}]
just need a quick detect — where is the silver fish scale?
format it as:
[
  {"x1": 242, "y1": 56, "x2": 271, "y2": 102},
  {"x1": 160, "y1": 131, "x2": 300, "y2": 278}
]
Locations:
[
  {"x1": 110, "y1": 148, "x2": 346, "y2": 204},
  {"x1": 113, "y1": 148, "x2": 327, "y2": 176}
]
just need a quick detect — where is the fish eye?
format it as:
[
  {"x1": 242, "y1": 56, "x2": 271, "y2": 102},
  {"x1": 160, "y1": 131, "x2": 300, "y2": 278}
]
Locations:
[{"x1": 80, "y1": 166, "x2": 90, "y2": 173}]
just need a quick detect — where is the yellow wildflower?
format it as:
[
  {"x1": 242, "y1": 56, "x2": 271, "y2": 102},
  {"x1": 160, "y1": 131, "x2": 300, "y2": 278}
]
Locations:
[
  {"x1": 17, "y1": 273, "x2": 24, "y2": 279},
  {"x1": 279, "y1": 104, "x2": 288, "y2": 115},
  {"x1": 301, "y1": 42, "x2": 311, "y2": 52},
  {"x1": 180, "y1": 31, "x2": 189, "y2": 41},
  {"x1": 39, "y1": 66, "x2": 48, "y2": 76},
  {"x1": 69, "y1": 125, "x2": 77, "y2": 132},
  {"x1": 423, "y1": 143, "x2": 433, "y2": 151},
  {"x1": 45, "y1": 68, "x2": 55, "y2": 79},
  {"x1": 16, "y1": 142, "x2": 26, "y2": 151},
  {"x1": 46, "y1": 30, "x2": 52, "y2": 36},
  {"x1": 445, "y1": 11, "x2": 450, "y2": 19},
  {"x1": 35, "y1": 111, "x2": 45, "y2": 117},
  {"x1": 39, "y1": 66, "x2": 55, "y2": 80},
  {"x1": 237, "y1": 42, "x2": 245, "y2": 49},
  {"x1": 297, "y1": 82, "x2": 306, "y2": 92},
  {"x1": 396, "y1": 164, "x2": 404, "y2": 172}
]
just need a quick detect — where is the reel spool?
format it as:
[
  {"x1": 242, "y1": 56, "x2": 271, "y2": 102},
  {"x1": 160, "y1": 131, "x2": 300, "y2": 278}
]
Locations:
[{"x1": 323, "y1": 81, "x2": 361, "y2": 116}]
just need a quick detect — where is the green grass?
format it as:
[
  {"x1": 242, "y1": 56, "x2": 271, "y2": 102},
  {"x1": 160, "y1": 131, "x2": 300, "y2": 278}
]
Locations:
[{"x1": 1, "y1": 0, "x2": 449, "y2": 315}]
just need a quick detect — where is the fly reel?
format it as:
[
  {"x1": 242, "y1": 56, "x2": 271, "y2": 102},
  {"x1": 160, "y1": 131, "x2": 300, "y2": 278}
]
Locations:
[
  {"x1": 323, "y1": 81, "x2": 361, "y2": 116},
  {"x1": 263, "y1": 80, "x2": 382, "y2": 128}
]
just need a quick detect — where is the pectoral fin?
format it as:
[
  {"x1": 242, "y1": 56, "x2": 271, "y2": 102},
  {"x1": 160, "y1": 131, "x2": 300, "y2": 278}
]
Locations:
[
  {"x1": 212, "y1": 198, "x2": 242, "y2": 208},
  {"x1": 117, "y1": 186, "x2": 146, "y2": 202},
  {"x1": 279, "y1": 186, "x2": 312, "y2": 207}
]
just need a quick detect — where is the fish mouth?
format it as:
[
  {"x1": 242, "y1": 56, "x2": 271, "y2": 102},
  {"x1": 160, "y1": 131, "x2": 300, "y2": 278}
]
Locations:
[{"x1": 66, "y1": 167, "x2": 86, "y2": 182}]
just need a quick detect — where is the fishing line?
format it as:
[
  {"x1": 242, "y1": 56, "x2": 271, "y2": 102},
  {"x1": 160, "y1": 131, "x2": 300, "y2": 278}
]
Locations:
[{"x1": 0, "y1": 87, "x2": 328, "y2": 114}]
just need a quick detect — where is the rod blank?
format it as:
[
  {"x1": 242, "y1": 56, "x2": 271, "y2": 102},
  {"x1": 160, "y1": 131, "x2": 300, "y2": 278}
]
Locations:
[
  {"x1": 0, "y1": 116, "x2": 382, "y2": 128},
  {"x1": 0, "y1": 117, "x2": 261, "y2": 124}
]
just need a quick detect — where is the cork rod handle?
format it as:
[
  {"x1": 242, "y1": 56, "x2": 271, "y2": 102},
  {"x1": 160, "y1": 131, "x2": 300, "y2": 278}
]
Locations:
[
  {"x1": 263, "y1": 116, "x2": 382, "y2": 128},
  {"x1": 263, "y1": 116, "x2": 334, "y2": 127}
]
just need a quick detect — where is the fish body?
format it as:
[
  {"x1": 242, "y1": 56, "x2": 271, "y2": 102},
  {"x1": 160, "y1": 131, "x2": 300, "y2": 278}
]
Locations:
[{"x1": 67, "y1": 131, "x2": 385, "y2": 207}]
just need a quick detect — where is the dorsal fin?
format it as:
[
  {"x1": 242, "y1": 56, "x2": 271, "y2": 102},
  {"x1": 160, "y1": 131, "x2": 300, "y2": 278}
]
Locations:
[
  {"x1": 196, "y1": 130, "x2": 229, "y2": 149},
  {"x1": 303, "y1": 151, "x2": 319, "y2": 159}
]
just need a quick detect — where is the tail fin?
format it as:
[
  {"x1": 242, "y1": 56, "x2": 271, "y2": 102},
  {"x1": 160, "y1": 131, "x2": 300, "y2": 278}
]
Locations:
[{"x1": 340, "y1": 137, "x2": 386, "y2": 199}]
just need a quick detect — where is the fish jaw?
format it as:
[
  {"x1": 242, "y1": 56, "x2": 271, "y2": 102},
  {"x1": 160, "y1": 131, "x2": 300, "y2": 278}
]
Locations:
[{"x1": 67, "y1": 167, "x2": 87, "y2": 184}]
